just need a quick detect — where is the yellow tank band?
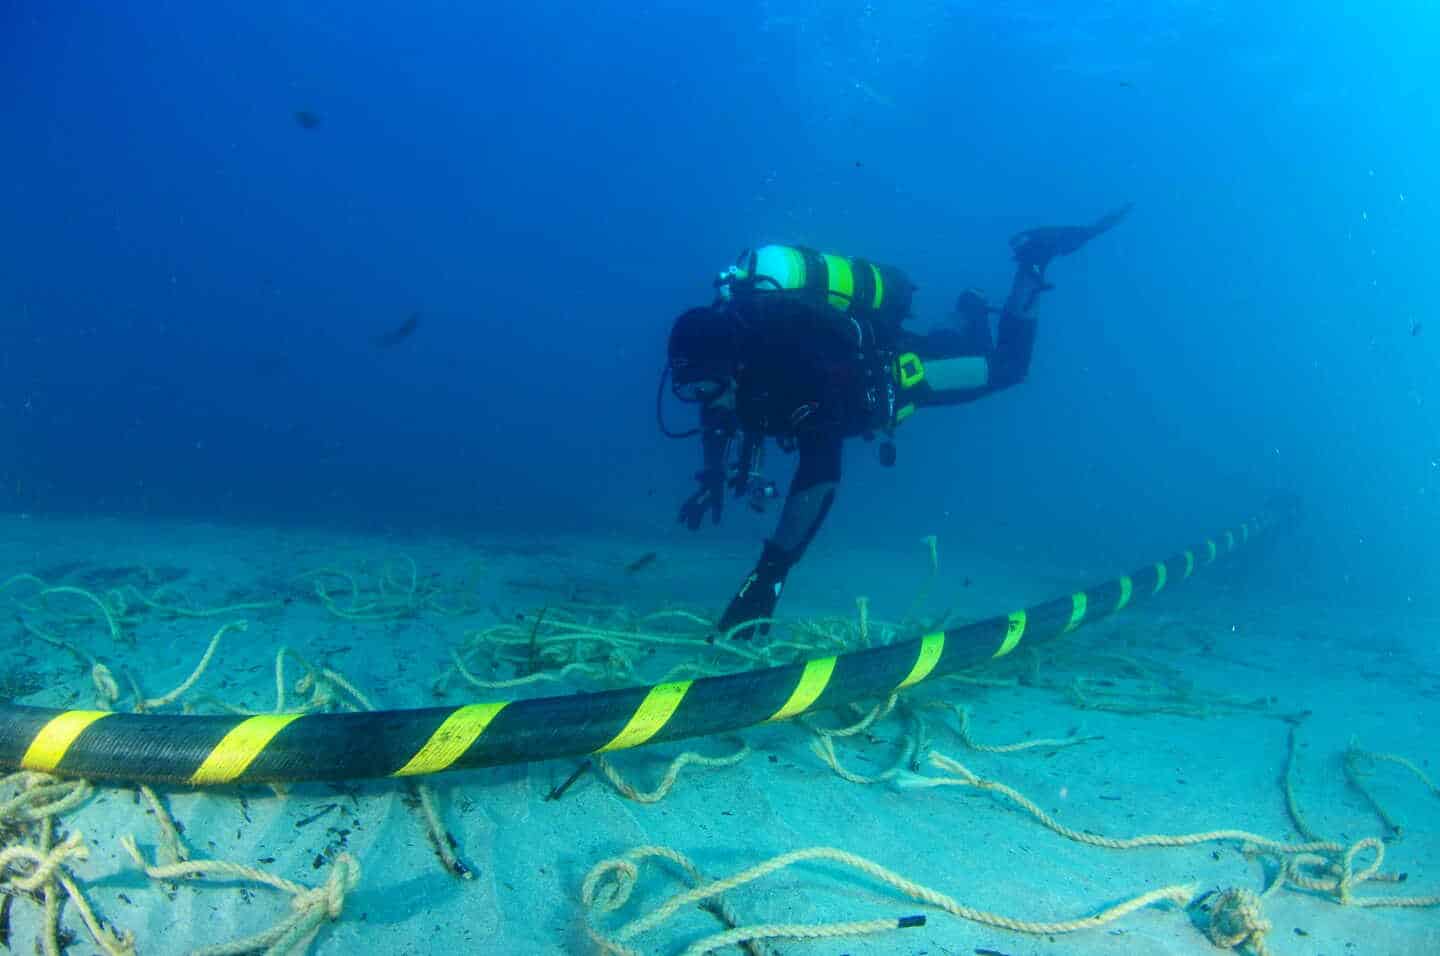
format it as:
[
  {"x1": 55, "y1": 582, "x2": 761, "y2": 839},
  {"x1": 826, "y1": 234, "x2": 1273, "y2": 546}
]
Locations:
[{"x1": 822, "y1": 253, "x2": 854, "y2": 309}]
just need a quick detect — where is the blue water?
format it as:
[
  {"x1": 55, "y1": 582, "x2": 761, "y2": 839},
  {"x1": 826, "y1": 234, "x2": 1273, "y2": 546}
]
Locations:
[{"x1": 5, "y1": 0, "x2": 1439, "y2": 614}]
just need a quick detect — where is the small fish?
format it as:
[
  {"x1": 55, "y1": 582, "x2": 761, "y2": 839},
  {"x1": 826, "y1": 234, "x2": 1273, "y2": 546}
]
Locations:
[
  {"x1": 1411, "y1": 319, "x2": 1423, "y2": 337},
  {"x1": 373, "y1": 313, "x2": 420, "y2": 348},
  {"x1": 625, "y1": 552, "x2": 658, "y2": 574},
  {"x1": 294, "y1": 110, "x2": 322, "y2": 130}
]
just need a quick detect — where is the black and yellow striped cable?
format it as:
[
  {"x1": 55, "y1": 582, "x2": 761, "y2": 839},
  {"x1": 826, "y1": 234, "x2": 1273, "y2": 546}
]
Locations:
[{"x1": 0, "y1": 515, "x2": 1276, "y2": 786}]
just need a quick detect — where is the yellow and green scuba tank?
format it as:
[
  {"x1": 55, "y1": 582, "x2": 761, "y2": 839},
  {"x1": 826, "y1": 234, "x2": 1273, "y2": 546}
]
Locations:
[
  {"x1": 715, "y1": 244, "x2": 915, "y2": 326},
  {"x1": 715, "y1": 244, "x2": 919, "y2": 449}
]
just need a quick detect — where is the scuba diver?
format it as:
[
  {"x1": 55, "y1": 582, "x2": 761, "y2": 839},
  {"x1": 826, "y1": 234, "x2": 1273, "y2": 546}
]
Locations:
[{"x1": 660, "y1": 205, "x2": 1131, "y2": 639}]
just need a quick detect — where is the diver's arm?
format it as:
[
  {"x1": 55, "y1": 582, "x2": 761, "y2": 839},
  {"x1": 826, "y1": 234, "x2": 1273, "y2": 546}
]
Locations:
[
  {"x1": 698, "y1": 394, "x2": 738, "y2": 472},
  {"x1": 677, "y1": 392, "x2": 738, "y2": 531}
]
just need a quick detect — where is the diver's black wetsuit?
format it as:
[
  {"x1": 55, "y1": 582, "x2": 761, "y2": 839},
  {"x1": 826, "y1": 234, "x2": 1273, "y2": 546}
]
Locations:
[{"x1": 672, "y1": 206, "x2": 1130, "y2": 638}]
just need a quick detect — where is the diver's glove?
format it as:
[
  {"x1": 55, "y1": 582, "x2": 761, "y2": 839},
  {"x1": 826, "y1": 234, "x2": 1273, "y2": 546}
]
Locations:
[
  {"x1": 678, "y1": 468, "x2": 725, "y2": 530},
  {"x1": 717, "y1": 541, "x2": 792, "y2": 640},
  {"x1": 1009, "y1": 203, "x2": 1133, "y2": 272}
]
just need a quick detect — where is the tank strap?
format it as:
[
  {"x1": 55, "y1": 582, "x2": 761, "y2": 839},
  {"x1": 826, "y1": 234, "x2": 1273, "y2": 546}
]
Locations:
[{"x1": 851, "y1": 258, "x2": 879, "y2": 313}]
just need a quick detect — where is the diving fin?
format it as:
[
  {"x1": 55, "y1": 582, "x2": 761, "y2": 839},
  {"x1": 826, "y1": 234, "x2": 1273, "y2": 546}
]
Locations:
[{"x1": 1009, "y1": 203, "x2": 1132, "y2": 270}]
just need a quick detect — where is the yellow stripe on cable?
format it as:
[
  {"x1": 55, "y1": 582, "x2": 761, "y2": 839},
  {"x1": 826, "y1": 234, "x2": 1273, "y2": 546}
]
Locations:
[
  {"x1": 994, "y1": 611, "x2": 1027, "y2": 658},
  {"x1": 770, "y1": 657, "x2": 836, "y2": 721},
  {"x1": 897, "y1": 633, "x2": 944, "y2": 689},
  {"x1": 22, "y1": 711, "x2": 111, "y2": 773},
  {"x1": 190, "y1": 714, "x2": 303, "y2": 785},
  {"x1": 822, "y1": 254, "x2": 853, "y2": 309},
  {"x1": 392, "y1": 702, "x2": 508, "y2": 777},
  {"x1": 1065, "y1": 592, "x2": 1088, "y2": 632},
  {"x1": 597, "y1": 681, "x2": 691, "y2": 752}
]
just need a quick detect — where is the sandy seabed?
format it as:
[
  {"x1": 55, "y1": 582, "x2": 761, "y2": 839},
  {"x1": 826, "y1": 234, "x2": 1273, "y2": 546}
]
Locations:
[{"x1": 1, "y1": 512, "x2": 1437, "y2": 956}]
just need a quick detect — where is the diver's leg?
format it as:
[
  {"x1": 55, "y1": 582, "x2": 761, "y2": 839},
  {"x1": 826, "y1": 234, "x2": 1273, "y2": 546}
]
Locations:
[
  {"x1": 718, "y1": 431, "x2": 841, "y2": 639},
  {"x1": 988, "y1": 204, "x2": 1133, "y2": 386},
  {"x1": 772, "y1": 431, "x2": 840, "y2": 553}
]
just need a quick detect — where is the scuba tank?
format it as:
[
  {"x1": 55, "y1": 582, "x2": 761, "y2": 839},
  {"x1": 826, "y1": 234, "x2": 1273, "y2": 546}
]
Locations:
[
  {"x1": 714, "y1": 244, "x2": 915, "y2": 329},
  {"x1": 715, "y1": 244, "x2": 916, "y2": 462}
]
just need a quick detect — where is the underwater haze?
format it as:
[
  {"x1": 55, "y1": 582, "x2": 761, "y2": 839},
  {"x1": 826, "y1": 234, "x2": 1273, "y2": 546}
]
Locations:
[
  {"x1": 6, "y1": 1, "x2": 1440, "y2": 611},
  {"x1": 7, "y1": 3, "x2": 1440, "y2": 955}
]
